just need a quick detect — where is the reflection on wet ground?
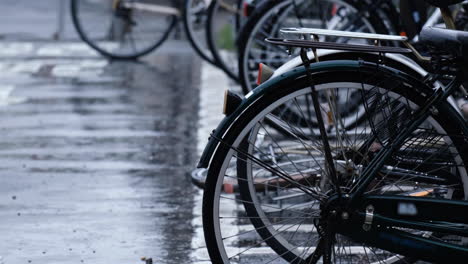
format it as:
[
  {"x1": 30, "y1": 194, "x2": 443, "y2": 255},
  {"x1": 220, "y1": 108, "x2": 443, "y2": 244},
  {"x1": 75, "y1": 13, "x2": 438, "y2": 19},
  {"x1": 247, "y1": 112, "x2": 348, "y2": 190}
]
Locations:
[{"x1": 0, "y1": 41, "x2": 200, "y2": 264}]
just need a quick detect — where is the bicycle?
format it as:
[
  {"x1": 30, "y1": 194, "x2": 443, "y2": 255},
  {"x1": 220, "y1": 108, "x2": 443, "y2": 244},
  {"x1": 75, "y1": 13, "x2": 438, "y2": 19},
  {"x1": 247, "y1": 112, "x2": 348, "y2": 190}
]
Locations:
[
  {"x1": 70, "y1": 0, "x2": 244, "y2": 63},
  {"x1": 198, "y1": 0, "x2": 468, "y2": 263},
  {"x1": 240, "y1": 0, "x2": 468, "y2": 132},
  {"x1": 237, "y1": 0, "x2": 465, "y2": 94},
  {"x1": 237, "y1": 0, "x2": 400, "y2": 94},
  {"x1": 71, "y1": 0, "x2": 178, "y2": 59}
]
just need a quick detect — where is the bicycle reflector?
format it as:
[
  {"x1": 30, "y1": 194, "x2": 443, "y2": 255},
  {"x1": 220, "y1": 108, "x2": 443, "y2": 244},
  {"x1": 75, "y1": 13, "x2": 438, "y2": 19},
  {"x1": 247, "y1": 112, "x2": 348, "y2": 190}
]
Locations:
[
  {"x1": 243, "y1": 2, "x2": 254, "y2": 17},
  {"x1": 112, "y1": 0, "x2": 120, "y2": 10},
  {"x1": 257, "y1": 63, "x2": 275, "y2": 85},
  {"x1": 223, "y1": 90, "x2": 242, "y2": 116}
]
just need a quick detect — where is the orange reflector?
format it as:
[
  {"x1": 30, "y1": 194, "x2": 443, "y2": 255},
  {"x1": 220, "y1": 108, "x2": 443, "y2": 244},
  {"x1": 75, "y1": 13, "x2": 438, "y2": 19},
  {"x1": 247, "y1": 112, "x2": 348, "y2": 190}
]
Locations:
[
  {"x1": 243, "y1": 2, "x2": 249, "y2": 17},
  {"x1": 409, "y1": 190, "x2": 433, "y2": 197},
  {"x1": 257, "y1": 63, "x2": 264, "y2": 85},
  {"x1": 331, "y1": 4, "x2": 338, "y2": 16},
  {"x1": 223, "y1": 90, "x2": 229, "y2": 115},
  {"x1": 224, "y1": 183, "x2": 234, "y2": 194},
  {"x1": 112, "y1": 0, "x2": 120, "y2": 10},
  {"x1": 223, "y1": 90, "x2": 242, "y2": 116},
  {"x1": 257, "y1": 63, "x2": 275, "y2": 85},
  {"x1": 327, "y1": 111, "x2": 334, "y2": 124},
  {"x1": 400, "y1": 31, "x2": 407, "y2": 37}
]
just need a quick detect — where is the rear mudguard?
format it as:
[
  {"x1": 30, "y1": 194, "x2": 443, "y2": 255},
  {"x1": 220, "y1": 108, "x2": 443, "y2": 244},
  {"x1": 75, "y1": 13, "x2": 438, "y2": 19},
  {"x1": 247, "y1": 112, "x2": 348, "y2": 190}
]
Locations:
[
  {"x1": 197, "y1": 60, "x2": 465, "y2": 169},
  {"x1": 197, "y1": 61, "x2": 354, "y2": 168}
]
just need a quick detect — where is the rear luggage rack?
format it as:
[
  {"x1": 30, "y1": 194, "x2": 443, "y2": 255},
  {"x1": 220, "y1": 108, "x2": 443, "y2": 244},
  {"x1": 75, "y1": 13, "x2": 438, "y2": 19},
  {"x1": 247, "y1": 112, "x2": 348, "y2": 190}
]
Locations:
[
  {"x1": 280, "y1": 27, "x2": 408, "y2": 42},
  {"x1": 265, "y1": 38, "x2": 412, "y2": 54}
]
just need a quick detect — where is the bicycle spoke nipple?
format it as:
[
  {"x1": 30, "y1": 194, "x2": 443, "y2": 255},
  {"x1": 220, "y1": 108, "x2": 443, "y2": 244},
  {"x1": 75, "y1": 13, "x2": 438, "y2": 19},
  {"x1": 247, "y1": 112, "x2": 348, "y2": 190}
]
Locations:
[{"x1": 341, "y1": 211, "x2": 349, "y2": 220}]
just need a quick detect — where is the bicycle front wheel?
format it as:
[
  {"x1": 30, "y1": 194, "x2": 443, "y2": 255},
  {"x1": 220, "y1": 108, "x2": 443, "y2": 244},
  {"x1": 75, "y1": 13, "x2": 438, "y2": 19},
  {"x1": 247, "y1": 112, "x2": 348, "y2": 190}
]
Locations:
[
  {"x1": 71, "y1": 0, "x2": 177, "y2": 59},
  {"x1": 206, "y1": 0, "x2": 246, "y2": 82},
  {"x1": 183, "y1": 0, "x2": 217, "y2": 65},
  {"x1": 203, "y1": 61, "x2": 468, "y2": 263}
]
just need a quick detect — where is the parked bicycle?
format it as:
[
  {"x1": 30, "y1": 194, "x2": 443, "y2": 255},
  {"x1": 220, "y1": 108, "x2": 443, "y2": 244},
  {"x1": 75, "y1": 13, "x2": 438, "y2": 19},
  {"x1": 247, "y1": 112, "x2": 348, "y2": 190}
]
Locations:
[
  {"x1": 237, "y1": 0, "x2": 464, "y2": 94},
  {"x1": 198, "y1": 0, "x2": 468, "y2": 263},
  {"x1": 71, "y1": 0, "x2": 251, "y2": 66},
  {"x1": 230, "y1": 0, "x2": 402, "y2": 89}
]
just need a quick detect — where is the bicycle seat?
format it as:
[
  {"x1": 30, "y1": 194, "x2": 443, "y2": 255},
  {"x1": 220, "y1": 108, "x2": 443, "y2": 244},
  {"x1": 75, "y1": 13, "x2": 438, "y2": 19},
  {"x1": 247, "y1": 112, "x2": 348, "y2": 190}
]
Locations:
[
  {"x1": 420, "y1": 26, "x2": 468, "y2": 61},
  {"x1": 424, "y1": 0, "x2": 464, "y2": 7}
]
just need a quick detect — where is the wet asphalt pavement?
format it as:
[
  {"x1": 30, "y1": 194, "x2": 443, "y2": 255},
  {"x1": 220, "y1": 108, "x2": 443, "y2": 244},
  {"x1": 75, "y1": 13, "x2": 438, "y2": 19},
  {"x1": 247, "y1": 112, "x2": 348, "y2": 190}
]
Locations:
[{"x1": 0, "y1": 40, "x2": 205, "y2": 264}]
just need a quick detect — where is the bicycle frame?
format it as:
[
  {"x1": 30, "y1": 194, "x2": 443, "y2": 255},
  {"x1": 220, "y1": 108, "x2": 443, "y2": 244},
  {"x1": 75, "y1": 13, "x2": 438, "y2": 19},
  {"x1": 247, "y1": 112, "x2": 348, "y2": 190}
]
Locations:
[
  {"x1": 118, "y1": 0, "x2": 242, "y2": 17},
  {"x1": 117, "y1": 0, "x2": 181, "y2": 16},
  {"x1": 339, "y1": 66, "x2": 468, "y2": 262},
  {"x1": 339, "y1": 194, "x2": 468, "y2": 262}
]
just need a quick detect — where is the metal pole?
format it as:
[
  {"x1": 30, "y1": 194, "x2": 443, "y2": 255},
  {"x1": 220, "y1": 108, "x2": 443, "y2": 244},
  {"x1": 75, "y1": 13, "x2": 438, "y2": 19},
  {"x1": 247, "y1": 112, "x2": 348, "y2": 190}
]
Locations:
[
  {"x1": 173, "y1": 0, "x2": 185, "y2": 40},
  {"x1": 54, "y1": 0, "x2": 67, "y2": 40}
]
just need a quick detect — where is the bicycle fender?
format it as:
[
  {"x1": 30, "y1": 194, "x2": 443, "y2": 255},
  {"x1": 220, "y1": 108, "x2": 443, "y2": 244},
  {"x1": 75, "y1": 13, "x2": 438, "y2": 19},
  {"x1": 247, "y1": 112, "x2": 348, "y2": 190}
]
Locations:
[
  {"x1": 197, "y1": 59, "x2": 457, "y2": 169},
  {"x1": 197, "y1": 60, "x2": 387, "y2": 168}
]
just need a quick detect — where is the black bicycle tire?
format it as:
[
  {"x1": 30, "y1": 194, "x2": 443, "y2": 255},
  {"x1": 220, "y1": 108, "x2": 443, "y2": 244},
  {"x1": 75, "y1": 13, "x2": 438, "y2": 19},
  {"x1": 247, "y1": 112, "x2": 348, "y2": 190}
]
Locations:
[
  {"x1": 237, "y1": 0, "x2": 399, "y2": 94},
  {"x1": 205, "y1": 0, "x2": 243, "y2": 82},
  {"x1": 183, "y1": 0, "x2": 219, "y2": 65},
  {"x1": 71, "y1": 0, "x2": 177, "y2": 60},
  {"x1": 203, "y1": 63, "x2": 468, "y2": 263}
]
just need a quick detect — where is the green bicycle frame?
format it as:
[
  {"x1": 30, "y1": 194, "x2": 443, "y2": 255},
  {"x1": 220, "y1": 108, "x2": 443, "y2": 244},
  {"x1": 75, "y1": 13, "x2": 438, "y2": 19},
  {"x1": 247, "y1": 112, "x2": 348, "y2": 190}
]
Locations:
[{"x1": 339, "y1": 76, "x2": 468, "y2": 262}]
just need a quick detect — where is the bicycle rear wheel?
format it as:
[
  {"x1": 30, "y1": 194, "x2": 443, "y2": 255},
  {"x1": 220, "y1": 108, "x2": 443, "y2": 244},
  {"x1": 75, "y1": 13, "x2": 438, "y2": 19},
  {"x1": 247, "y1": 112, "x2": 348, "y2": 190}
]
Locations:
[
  {"x1": 203, "y1": 61, "x2": 468, "y2": 263},
  {"x1": 71, "y1": 0, "x2": 177, "y2": 59}
]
